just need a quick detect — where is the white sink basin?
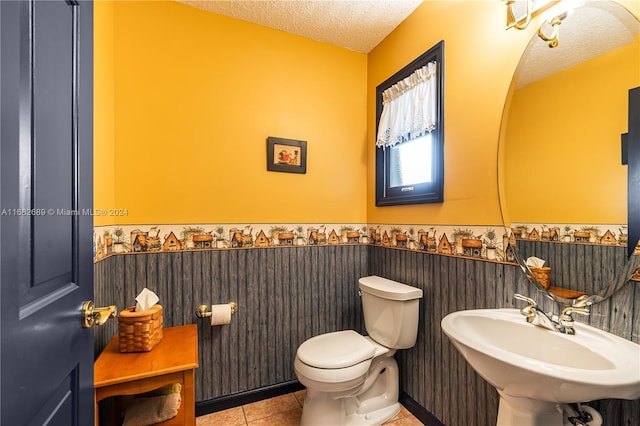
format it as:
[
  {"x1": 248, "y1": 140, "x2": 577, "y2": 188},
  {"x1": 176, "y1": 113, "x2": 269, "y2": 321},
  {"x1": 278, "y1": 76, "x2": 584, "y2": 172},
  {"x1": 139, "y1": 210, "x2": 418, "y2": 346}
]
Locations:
[{"x1": 441, "y1": 308, "x2": 640, "y2": 425}]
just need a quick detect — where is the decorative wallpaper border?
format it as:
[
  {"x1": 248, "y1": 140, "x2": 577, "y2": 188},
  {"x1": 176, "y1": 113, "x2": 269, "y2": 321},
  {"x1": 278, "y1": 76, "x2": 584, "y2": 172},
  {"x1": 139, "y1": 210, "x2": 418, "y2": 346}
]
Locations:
[
  {"x1": 93, "y1": 221, "x2": 640, "y2": 280},
  {"x1": 509, "y1": 222, "x2": 629, "y2": 246},
  {"x1": 93, "y1": 222, "x2": 634, "y2": 260},
  {"x1": 93, "y1": 223, "x2": 513, "y2": 262}
]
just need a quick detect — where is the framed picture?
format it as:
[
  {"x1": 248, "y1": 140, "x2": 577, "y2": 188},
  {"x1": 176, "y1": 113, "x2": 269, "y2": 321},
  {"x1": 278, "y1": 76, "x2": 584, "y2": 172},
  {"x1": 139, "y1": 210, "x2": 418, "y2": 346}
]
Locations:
[{"x1": 267, "y1": 136, "x2": 307, "y2": 174}]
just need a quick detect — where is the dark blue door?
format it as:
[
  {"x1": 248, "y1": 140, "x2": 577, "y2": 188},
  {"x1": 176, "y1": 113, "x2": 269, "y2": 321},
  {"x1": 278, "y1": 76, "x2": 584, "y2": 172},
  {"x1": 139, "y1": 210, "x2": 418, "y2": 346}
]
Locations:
[{"x1": 1, "y1": 1, "x2": 94, "y2": 424}]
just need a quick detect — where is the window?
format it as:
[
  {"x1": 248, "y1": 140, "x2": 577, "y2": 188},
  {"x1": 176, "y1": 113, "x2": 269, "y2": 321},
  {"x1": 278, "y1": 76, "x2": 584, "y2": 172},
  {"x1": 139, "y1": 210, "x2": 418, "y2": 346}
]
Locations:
[{"x1": 375, "y1": 41, "x2": 444, "y2": 206}]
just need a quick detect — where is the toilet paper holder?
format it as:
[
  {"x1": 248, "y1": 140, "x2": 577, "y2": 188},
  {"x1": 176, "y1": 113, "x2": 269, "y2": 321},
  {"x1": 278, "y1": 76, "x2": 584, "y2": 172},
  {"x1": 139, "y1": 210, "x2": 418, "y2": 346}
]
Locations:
[{"x1": 196, "y1": 302, "x2": 238, "y2": 318}]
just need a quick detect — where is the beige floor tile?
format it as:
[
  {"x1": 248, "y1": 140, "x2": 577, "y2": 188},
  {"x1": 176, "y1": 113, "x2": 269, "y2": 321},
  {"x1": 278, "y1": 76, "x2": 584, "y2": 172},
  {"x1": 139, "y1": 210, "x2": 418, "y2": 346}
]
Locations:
[
  {"x1": 385, "y1": 414, "x2": 425, "y2": 426},
  {"x1": 293, "y1": 389, "x2": 306, "y2": 406},
  {"x1": 196, "y1": 406, "x2": 246, "y2": 426},
  {"x1": 247, "y1": 408, "x2": 302, "y2": 426},
  {"x1": 243, "y1": 393, "x2": 301, "y2": 422},
  {"x1": 380, "y1": 404, "x2": 414, "y2": 424},
  {"x1": 390, "y1": 404, "x2": 412, "y2": 421},
  {"x1": 196, "y1": 392, "x2": 424, "y2": 426}
]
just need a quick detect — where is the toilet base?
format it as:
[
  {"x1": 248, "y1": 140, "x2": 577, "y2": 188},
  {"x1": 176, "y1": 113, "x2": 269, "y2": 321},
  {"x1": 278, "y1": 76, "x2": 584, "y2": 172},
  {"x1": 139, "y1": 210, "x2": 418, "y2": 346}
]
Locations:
[
  {"x1": 300, "y1": 354, "x2": 400, "y2": 426},
  {"x1": 345, "y1": 402, "x2": 400, "y2": 426},
  {"x1": 301, "y1": 390, "x2": 401, "y2": 426},
  {"x1": 300, "y1": 390, "x2": 346, "y2": 426}
]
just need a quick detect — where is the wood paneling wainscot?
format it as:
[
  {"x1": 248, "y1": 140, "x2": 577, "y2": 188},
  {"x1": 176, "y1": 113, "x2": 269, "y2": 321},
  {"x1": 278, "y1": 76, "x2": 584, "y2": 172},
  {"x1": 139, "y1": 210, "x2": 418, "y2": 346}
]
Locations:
[
  {"x1": 94, "y1": 244, "x2": 639, "y2": 425},
  {"x1": 94, "y1": 245, "x2": 368, "y2": 401}
]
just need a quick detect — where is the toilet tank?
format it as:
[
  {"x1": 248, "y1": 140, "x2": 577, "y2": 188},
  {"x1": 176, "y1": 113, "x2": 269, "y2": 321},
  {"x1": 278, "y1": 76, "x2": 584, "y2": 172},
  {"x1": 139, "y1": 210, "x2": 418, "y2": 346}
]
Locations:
[{"x1": 359, "y1": 276, "x2": 423, "y2": 349}]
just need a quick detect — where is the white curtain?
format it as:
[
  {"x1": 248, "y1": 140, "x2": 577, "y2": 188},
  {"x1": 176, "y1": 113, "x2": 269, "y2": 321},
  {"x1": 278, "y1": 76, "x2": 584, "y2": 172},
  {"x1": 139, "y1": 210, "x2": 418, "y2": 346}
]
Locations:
[{"x1": 376, "y1": 61, "x2": 437, "y2": 149}]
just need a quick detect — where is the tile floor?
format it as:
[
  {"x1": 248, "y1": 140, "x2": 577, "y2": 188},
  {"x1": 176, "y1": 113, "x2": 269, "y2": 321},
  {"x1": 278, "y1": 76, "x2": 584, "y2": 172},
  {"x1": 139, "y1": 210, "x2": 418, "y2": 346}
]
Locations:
[{"x1": 196, "y1": 390, "x2": 425, "y2": 426}]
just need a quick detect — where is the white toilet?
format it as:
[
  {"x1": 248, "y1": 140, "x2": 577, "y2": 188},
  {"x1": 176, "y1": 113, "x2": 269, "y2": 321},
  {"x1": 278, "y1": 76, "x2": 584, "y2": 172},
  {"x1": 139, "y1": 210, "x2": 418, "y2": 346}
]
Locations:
[{"x1": 294, "y1": 275, "x2": 423, "y2": 425}]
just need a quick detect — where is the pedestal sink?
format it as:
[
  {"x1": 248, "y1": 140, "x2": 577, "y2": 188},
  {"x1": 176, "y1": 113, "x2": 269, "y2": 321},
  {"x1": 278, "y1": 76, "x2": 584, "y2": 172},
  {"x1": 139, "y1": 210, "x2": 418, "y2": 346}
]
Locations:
[{"x1": 441, "y1": 308, "x2": 640, "y2": 426}]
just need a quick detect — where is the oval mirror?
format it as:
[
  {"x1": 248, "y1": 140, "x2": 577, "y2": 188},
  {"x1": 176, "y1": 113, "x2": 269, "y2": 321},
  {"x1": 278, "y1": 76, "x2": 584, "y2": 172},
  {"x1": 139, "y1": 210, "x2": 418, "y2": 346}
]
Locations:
[{"x1": 498, "y1": 0, "x2": 640, "y2": 304}]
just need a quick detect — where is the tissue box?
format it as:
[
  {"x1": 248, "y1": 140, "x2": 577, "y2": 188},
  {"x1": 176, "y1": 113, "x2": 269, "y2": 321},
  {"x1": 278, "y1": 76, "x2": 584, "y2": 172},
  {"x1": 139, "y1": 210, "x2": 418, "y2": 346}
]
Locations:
[
  {"x1": 118, "y1": 304, "x2": 163, "y2": 353},
  {"x1": 530, "y1": 266, "x2": 551, "y2": 288}
]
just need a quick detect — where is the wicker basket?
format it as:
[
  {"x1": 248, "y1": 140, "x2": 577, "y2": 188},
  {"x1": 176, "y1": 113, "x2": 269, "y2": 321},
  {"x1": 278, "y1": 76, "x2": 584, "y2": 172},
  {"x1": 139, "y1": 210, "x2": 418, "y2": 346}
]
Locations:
[
  {"x1": 118, "y1": 304, "x2": 163, "y2": 353},
  {"x1": 530, "y1": 266, "x2": 551, "y2": 288}
]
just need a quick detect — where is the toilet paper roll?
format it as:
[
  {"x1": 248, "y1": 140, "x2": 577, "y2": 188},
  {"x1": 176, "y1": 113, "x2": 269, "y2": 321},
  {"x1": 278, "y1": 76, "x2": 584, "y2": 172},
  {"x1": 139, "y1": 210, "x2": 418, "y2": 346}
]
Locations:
[{"x1": 210, "y1": 304, "x2": 232, "y2": 326}]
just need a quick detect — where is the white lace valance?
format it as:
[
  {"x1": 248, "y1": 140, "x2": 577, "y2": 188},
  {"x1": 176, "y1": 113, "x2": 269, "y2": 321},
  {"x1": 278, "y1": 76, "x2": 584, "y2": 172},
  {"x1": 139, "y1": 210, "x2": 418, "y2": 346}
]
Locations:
[{"x1": 376, "y1": 61, "x2": 437, "y2": 149}]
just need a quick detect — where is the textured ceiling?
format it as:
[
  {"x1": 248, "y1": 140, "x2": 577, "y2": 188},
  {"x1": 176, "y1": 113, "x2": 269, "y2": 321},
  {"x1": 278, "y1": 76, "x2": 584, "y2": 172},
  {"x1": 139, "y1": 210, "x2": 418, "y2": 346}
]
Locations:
[
  {"x1": 174, "y1": 1, "x2": 638, "y2": 83},
  {"x1": 176, "y1": 0, "x2": 424, "y2": 53}
]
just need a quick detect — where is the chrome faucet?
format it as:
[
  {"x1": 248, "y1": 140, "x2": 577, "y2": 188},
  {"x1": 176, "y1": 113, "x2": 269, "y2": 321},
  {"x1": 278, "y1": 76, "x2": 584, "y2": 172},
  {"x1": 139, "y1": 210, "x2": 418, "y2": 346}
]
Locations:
[
  {"x1": 514, "y1": 294, "x2": 558, "y2": 331},
  {"x1": 514, "y1": 294, "x2": 590, "y2": 335},
  {"x1": 557, "y1": 306, "x2": 590, "y2": 335}
]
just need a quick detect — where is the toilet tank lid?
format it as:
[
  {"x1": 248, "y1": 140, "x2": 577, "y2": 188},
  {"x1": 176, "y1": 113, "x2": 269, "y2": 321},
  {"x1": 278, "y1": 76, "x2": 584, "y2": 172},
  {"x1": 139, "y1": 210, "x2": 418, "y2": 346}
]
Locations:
[{"x1": 358, "y1": 276, "x2": 423, "y2": 301}]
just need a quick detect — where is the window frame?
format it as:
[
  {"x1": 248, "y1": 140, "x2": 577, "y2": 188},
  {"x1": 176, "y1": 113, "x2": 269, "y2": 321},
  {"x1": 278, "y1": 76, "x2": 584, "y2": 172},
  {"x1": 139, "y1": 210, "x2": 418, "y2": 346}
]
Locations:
[{"x1": 375, "y1": 40, "x2": 445, "y2": 206}]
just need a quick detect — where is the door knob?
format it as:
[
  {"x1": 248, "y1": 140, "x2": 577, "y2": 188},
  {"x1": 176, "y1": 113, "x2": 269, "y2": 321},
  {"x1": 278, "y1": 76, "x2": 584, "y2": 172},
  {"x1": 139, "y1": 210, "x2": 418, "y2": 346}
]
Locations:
[{"x1": 81, "y1": 301, "x2": 117, "y2": 328}]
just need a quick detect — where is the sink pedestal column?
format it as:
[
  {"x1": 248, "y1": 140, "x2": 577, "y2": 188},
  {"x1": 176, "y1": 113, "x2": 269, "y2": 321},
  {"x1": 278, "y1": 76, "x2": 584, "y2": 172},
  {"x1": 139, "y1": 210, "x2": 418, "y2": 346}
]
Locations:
[{"x1": 497, "y1": 391, "x2": 564, "y2": 426}]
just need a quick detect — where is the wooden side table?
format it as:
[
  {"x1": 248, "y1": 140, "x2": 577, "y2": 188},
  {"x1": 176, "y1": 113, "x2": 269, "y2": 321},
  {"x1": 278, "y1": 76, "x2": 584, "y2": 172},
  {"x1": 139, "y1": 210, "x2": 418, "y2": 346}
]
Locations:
[{"x1": 94, "y1": 324, "x2": 199, "y2": 426}]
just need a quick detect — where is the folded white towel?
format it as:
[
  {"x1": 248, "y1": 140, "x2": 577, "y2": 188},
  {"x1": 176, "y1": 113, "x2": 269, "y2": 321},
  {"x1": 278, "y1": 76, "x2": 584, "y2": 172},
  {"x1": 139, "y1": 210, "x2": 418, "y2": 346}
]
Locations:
[{"x1": 122, "y1": 392, "x2": 181, "y2": 426}]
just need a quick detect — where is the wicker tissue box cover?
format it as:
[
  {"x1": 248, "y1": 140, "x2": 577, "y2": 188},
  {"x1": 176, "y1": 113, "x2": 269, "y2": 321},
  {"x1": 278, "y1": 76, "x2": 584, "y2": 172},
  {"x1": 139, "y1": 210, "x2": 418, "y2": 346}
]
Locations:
[
  {"x1": 118, "y1": 304, "x2": 163, "y2": 353},
  {"x1": 530, "y1": 266, "x2": 551, "y2": 288}
]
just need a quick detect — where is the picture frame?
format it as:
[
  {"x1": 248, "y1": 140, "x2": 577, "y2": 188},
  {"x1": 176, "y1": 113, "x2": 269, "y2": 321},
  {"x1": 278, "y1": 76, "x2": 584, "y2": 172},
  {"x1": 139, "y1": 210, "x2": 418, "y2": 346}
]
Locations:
[{"x1": 267, "y1": 136, "x2": 307, "y2": 174}]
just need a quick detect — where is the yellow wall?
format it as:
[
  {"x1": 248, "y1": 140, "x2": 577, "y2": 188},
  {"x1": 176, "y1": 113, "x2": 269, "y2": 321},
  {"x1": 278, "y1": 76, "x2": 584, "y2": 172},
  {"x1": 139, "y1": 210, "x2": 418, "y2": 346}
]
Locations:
[
  {"x1": 366, "y1": 0, "x2": 639, "y2": 227},
  {"x1": 366, "y1": 1, "x2": 521, "y2": 226},
  {"x1": 504, "y1": 35, "x2": 639, "y2": 224},
  {"x1": 95, "y1": 0, "x2": 640, "y2": 228},
  {"x1": 94, "y1": 0, "x2": 115, "y2": 225},
  {"x1": 94, "y1": 0, "x2": 367, "y2": 225}
]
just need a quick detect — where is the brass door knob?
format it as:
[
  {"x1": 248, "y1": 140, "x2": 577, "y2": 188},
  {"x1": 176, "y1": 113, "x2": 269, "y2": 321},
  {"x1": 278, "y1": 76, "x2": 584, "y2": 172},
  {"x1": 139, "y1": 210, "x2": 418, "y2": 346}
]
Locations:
[{"x1": 81, "y1": 301, "x2": 117, "y2": 328}]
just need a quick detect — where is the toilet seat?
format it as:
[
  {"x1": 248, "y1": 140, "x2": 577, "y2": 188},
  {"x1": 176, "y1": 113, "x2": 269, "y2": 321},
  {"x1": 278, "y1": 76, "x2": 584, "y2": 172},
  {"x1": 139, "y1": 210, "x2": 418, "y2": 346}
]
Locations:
[
  {"x1": 294, "y1": 356, "x2": 372, "y2": 389},
  {"x1": 294, "y1": 330, "x2": 376, "y2": 390},
  {"x1": 297, "y1": 330, "x2": 375, "y2": 369}
]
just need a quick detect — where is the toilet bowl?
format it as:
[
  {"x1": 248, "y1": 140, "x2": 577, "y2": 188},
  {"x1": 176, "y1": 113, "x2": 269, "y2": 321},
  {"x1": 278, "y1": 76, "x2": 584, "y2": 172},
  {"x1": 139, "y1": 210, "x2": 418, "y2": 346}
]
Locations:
[
  {"x1": 294, "y1": 330, "x2": 375, "y2": 393},
  {"x1": 294, "y1": 276, "x2": 423, "y2": 426}
]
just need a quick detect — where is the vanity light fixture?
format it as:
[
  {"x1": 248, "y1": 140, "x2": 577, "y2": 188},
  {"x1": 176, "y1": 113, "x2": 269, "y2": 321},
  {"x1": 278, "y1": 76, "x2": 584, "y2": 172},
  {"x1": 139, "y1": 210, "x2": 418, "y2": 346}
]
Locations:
[
  {"x1": 503, "y1": 0, "x2": 562, "y2": 30},
  {"x1": 504, "y1": 0, "x2": 585, "y2": 48},
  {"x1": 537, "y1": 11, "x2": 568, "y2": 47}
]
